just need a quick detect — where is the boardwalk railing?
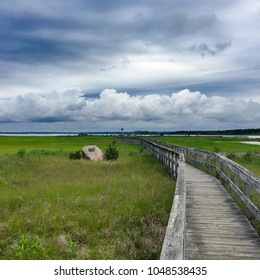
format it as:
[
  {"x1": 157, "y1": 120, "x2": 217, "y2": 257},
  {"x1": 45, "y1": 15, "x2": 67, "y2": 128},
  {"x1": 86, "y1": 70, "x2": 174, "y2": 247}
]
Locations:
[
  {"x1": 117, "y1": 136, "x2": 182, "y2": 179},
  {"x1": 134, "y1": 137, "x2": 260, "y2": 231},
  {"x1": 160, "y1": 161, "x2": 186, "y2": 259},
  {"x1": 117, "y1": 136, "x2": 260, "y2": 258},
  {"x1": 184, "y1": 147, "x2": 260, "y2": 230}
]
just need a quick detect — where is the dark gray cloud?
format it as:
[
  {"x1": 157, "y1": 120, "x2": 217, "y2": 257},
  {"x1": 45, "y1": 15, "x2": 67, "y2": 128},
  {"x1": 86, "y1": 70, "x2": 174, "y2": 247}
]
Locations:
[
  {"x1": 188, "y1": 41, "x2": 231, "y2": 56},
  {"x1": 0, "y1": 0, "x2": 228, "y2": 65},
  {"x1": 0, "y1": 13, "x2": 95, "y2": 63}
]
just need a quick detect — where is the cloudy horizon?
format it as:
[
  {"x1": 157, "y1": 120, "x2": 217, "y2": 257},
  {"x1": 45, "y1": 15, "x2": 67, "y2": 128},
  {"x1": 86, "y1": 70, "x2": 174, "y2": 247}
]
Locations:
[{"x1": 1, "y1": 0, "x2": 260, "y2": 132}]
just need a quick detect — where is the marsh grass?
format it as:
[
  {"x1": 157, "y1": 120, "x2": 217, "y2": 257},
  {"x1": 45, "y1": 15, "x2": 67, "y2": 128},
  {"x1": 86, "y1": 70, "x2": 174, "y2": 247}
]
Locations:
[
  {"x1": 155, "y1": 136, "x2": 259, "y2": 153},
  {"x1": 231, "y1": 154, "x2": 260, "y2": 176},
  {"x1": 0, "y1": 136, "x2": 174, "y2": 259}
]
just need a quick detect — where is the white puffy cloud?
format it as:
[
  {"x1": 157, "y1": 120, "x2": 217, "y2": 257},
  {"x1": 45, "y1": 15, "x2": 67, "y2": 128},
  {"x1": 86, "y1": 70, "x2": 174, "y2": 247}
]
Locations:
[{"x1": 0, "y1": 88, "x2": 259, "y2": 131}]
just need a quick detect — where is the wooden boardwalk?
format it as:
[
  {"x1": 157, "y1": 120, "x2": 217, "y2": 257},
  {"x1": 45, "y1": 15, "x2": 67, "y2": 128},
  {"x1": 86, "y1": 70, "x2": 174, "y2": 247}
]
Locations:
[{"x1": 185, "y1": 164, "x2": 260, "y2": 260}]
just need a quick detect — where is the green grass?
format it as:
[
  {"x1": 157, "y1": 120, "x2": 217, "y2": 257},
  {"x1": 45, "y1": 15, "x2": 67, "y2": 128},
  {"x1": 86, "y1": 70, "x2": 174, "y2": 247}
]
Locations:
[
  {"x1": 0, "y1": 135, "x2": 112, "y2": 155},
  {"x1": 228, "y1": 153, "x2": 260, "y2": 177},
  {"x1": 0, "y1": 136, "x2": 174, "y2": 259},
  {"x1": 155, "y1": 136, "x2": 259, "y2": 153}
]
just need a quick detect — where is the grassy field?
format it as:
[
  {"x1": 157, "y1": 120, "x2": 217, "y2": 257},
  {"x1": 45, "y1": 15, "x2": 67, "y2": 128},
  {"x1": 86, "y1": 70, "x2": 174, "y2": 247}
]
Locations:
[
  {"x1": 155, "y1": 136, "x2": 260, "y2": 176},
  {"x1": 0, "y1": 135, "x2": 113, "y2": 155},
  {"x1": 1, "y1": 135, "x2": 259, "y2": 259},
  {"x1": 0, "y1": 136, "x2": 174, "y2": 260}
]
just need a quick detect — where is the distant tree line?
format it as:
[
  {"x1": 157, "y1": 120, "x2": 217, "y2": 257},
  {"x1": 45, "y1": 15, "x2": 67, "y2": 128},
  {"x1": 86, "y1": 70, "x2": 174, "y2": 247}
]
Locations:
[
  {"x1": 133, "y1": 128, "x2": 260, "y2": 136},
  {"x1": 170, "y1": 128, "x2": 260, "y2": 136}
]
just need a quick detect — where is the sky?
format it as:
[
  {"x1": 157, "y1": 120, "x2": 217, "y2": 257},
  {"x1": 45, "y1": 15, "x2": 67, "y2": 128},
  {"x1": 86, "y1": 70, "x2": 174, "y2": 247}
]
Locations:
[{"x1": 0, "y1": 0, "x2": 259, "y2": 132}]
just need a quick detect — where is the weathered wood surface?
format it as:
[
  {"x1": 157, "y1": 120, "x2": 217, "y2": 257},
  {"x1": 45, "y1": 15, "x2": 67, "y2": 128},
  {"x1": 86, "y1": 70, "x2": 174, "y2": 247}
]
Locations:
[
  {"x1": 185, "y1": 164, "x2": 260, "y2": 260},
  {"x1": 160, "y1": 162, "x2": 186, "y2": 260}
]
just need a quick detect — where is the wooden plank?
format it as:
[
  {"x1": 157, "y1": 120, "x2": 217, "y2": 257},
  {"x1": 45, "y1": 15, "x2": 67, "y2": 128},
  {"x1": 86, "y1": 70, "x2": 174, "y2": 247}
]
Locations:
[
  {"x1": 185, "y1": 250, "x2": 260, "y2": 260},
  {"x1": 185, "y1": 164, "x2": 260, "y2": 260},
  {"x1": 186, "y1": 233, "x2": 260, "y2": 244}
]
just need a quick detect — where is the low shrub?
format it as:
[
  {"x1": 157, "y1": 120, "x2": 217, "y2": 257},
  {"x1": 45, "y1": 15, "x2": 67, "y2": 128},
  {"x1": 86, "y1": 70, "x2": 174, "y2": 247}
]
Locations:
[
  {"x1": 69, "y1": 150, "x2": 82, "y2": 160},
  {"x1": 17, "y1": 149, "x2": 26, "y2": 157}
]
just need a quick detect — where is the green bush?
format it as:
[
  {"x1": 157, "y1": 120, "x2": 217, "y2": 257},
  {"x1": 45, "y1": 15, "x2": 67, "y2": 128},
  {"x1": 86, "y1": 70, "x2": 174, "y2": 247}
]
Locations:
[
  {"x1": 17, "y1": 149, "x2": 26, "y2": 157},
  {"x1": 69, "y1": 150, "x2": 82, "y2": 160},
  {"x1": 105, "y1": 142, "x2": 119, "y2": 160}
]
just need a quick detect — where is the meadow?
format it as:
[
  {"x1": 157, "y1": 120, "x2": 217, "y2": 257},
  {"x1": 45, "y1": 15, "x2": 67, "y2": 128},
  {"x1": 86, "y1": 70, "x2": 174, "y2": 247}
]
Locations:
[
  {"x1": 1, "y1": 135, "x2": 259, "y2": 260},
  {"x1": 0, "y1": 135, "x2": 174, "y2": 260}
]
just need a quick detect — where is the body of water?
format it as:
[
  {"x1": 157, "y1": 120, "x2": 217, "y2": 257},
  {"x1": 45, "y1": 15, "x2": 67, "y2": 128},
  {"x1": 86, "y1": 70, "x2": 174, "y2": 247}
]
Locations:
[
  {"x1": 0, "y1": 132, "x2": 121, "y2": 136},
  {"x1": 241, "y1": 141, "x2": 260, "y2": 145}
]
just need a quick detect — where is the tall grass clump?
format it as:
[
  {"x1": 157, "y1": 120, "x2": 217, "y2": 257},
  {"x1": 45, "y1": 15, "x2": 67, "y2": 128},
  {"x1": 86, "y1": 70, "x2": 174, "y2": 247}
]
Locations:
[
  {"x1": 15, "y1": 235, "x2": 47, "y2": 260},
  {"x1": 242, "y1": 151, "x2": 253, "y2": 163},
  {"x1": 227, "y1": 152, "x2": 236, "y2": 160},
  {"x1": 0, "y1": 175, "x2": 6, "y2": 184}
]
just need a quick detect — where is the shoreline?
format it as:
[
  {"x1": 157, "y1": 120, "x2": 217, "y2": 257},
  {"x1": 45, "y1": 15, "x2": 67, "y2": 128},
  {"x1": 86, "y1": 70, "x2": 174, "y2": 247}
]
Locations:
[{"x1": 0, "y1": 132, "x2": 260, "y2": 138}]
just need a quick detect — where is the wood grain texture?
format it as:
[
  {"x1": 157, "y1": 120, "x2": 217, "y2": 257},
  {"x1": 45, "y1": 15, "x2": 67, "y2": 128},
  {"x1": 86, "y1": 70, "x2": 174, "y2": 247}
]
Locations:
[{"x1": 185, "y1": 164, "x2": 260, "y2": 260}]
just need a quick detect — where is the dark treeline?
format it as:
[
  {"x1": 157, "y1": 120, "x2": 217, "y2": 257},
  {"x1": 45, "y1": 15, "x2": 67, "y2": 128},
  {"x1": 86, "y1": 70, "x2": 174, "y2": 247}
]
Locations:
[
  {"x1": 171, "y1": 128, "x2": 260, "y2": 136},
  {"x1": 133, "y1": 128, "x2": 260, "y2": 136}
]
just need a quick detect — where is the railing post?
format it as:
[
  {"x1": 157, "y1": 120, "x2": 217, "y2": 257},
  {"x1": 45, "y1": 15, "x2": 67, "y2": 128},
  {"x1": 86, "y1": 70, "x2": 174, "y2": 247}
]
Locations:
[
  {"x1": 234, "y1": 173, "x2": 240, "y2": 189},
  {"x1": 226, "y1": 165, "x2": 231, "y2": 192},
  {"x1": 244, "y1": 182, "x2": 251, "y2": 199},
  {"x1": 216, "y1": 157, "x2": 220, "y2": 179},
  {"x1": 207, "y1": 156, "x2": 210, "y2": 174}
]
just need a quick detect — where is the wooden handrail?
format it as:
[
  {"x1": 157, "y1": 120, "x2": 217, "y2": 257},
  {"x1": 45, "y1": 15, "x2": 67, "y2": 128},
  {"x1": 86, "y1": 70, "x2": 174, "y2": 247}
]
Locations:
[
  {"x1": 160, "y1": 161, "x2": 186, "y2": 259},
  {"x1": 137, "y1": 137, "x2": 260, "y2": 222}
]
